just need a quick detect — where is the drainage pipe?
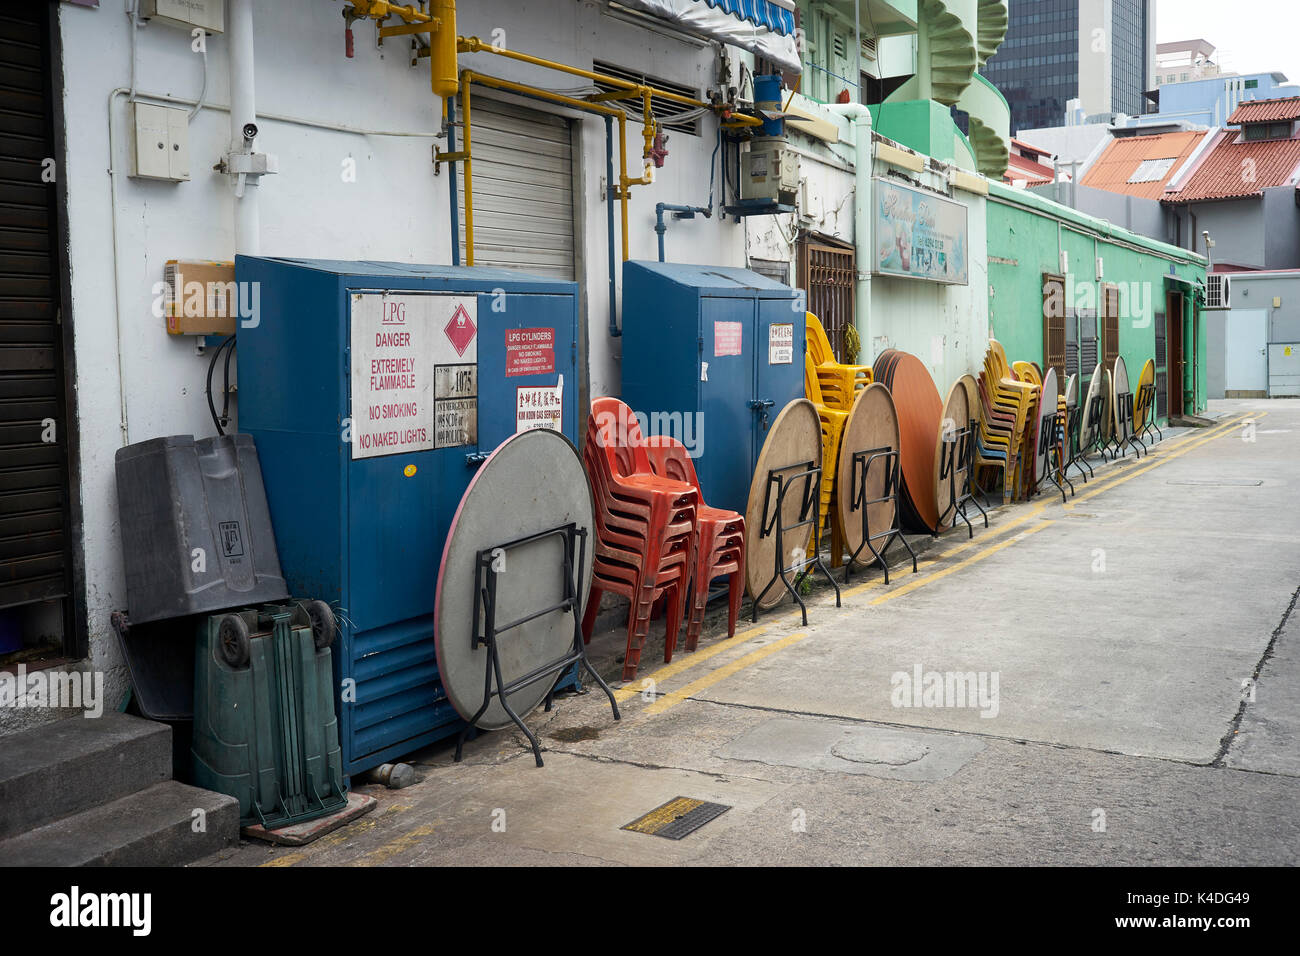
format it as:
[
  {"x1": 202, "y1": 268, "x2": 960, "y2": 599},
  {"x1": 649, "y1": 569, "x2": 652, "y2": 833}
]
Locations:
[
  {"x1": 606, "y1": 116, "x2": 620, "y2": 337},
  {"x1": 228, "y1": 0, "x2": 259, "y2": 254},
  {"x1": 825, "y1": 102, "x2": 874, "y2": 362}
]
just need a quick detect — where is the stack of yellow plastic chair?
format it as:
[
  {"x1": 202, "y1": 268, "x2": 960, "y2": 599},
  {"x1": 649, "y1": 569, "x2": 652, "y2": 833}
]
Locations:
[
  {"x1": 1011, "y1": 362, "x2": 1043, "y2": 498},
  {"x1": 976, "y1": 341, "x2": 1039, "y2": 503},
  {"x1": 806, "y1": 312, "x2": 872, "y2": 410},
  {"x1": 804, "y1": 352, "x2": 849, "y2": 561}
]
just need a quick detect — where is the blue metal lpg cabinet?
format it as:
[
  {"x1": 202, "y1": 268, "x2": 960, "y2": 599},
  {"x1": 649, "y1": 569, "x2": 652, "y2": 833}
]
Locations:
[
  {"x1": 236, "y1": 257, "x2": 581, "y2": 776},
  {"x1": 620, "y1": 261, "x2": 806, "y2": 515}
]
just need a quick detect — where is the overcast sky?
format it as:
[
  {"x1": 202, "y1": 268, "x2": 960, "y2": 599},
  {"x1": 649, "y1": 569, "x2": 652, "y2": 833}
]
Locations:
[{"x1": 1157, "y1": 0, "x2": 1300, "y2": 85}]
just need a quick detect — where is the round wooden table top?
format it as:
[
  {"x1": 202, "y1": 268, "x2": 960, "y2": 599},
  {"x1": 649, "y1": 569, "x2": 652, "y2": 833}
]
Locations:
[
  {"x1": 835, "y1": 383, "x2": 899, "y2": 565},
  {"x1": 1034, "y1": 366, "x2": 1058, "y2": 483},
  {"x1": 1111, "y1": 355, "x2": 1130, "y2": 441},
  {"x1": 745, "y1": 398, "x2": 823, "y2": 609},
  {"x1": 1134, "y1": 358, "x2": 1155, "y2": 427},
  {"x1": 1065, "y1": 372, "x2": 1079, "y2": 409},
  {"x1": 873, "y1": 350, "x2": 942, "y2": 533},
  {"x1": 1082, "y1": 362, "x2": 1105, "y2": 447},
  {"x1": 959, "y1": 373, "x2": 980, "y2": 422},
  {"x1": 932, "y1": 380, "x2": 969, "y2": 530}
]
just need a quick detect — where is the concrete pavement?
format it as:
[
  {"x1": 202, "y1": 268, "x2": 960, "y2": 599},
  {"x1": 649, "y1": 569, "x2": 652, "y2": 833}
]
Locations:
[{"x1": 200, "y1": 399, "x2": 1300, "y2": 867}]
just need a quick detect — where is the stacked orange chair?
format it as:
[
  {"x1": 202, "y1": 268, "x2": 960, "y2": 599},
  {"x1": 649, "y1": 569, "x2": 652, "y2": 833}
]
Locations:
[
  {"x1": 975, "y1": 341, "x2": 1039, "y2": 503},
  {"x1": 804, "y1": 352, "x2": 850, "y2": 562},
  {"x1": 581, "y1": 398, "x2": 697, "y2": 681},
  {"x1": 806, "y1": 312, "x2": 872, "y2": 410},
  {"x1": 644, "y1": 436, "x2": 745, "y2": 651}
]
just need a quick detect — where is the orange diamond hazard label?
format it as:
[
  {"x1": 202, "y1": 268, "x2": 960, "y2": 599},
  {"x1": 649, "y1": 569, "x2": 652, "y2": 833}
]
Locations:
[{"x1": 444, "y1": 303, "x2": 477, "y2": 357}]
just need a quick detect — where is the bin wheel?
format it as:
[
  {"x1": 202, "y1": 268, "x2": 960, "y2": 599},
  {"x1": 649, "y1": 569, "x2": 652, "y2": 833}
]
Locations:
[
  {"x1": 304, "y1": 600, "x2": 336, "y2": 650},
  {"x1": 218, "y1": 614, "x2": 251, "y2": 669}
]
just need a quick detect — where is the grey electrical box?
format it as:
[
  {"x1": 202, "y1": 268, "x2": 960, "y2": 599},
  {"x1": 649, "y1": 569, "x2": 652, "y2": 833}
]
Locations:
[
  {"x1": 115, "y1": 434, "x2": 288, "y2": 625},
  {"x1": 140, "y1": 0, "x2": 225, "y2": 34},
  {"x1": 129, "y1": 102, "x2": 191, "y2": 182}
]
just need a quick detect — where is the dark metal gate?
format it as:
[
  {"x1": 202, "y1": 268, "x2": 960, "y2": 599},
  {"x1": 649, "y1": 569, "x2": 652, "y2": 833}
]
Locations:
[
  {"x1": 0, "y1": 7, "x2": 78, "y2": 652},
  {"x1": 797, "y1": 232, "x2": 855, "y2": 360}
]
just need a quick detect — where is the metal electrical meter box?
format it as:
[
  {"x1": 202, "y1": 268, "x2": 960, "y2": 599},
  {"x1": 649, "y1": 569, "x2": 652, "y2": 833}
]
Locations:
[
  {"x1": 621, "y1": 261, "x2": 805, "y2": 516},
  {"x1": 129, "y1": 102, "x2": 191, "y2": 182},
  {"x1": 742, "y1": 137, "x2": 799, "y2": 205},
  {"x1": 235, "y1": 257, "x2": 580, "y2": 776},
  {"x1": 140, "y1": 0, "x2": 225, "y2": 34}
]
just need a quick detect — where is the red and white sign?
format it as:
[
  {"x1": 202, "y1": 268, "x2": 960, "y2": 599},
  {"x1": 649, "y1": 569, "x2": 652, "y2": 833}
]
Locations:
[
  {"x1": 714, "y1": 320, "x2": 743, "y2": 357},
  {"x1": 350, "y1": 293, "x2": 478, "y2": 459},
  {"x1": 443, "y1": 303, "x2": 477, "y2": 357},
  {"x1": 505, "y1": 327, "x2": 555, "y2": 377},
  {"x1": 769, "y1": 322, "x2": 794, "y2": 365},
  {"x1": 516, "y1": 376, "x2": 564, "y2": 434}
]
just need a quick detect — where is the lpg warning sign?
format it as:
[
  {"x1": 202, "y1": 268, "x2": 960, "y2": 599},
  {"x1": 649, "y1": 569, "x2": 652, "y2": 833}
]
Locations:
[
  {"x1": 505, "y1": 327, "x2": 555, "y2": 376},
  {"x1": 350, "y1": 293, "x2": 478, "y2": 460}
]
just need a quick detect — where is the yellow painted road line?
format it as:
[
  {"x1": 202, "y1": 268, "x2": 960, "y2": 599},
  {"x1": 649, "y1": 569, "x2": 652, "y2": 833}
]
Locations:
[
  {"x1": 643, "y1": 631, "x2": 809, "y2": 716},
  {"x1": 613, "y1": 625, "x2": 769, "y2": 702},
  {"x1": 1066, "y1": 413, "x2": 1259, "y2": 508},
  {"x1": 348, "y1": 822, "x2": 439, "y2": 867},
  {"x1": 842, "y1": 559, "x2": 938, "y2": 598},
  {"x1": 869, "y1": 520, "x2": 1054, "y2": 605},
  {"x1": 938, "y1": 503, "x2": 1046, "y2": 559}
]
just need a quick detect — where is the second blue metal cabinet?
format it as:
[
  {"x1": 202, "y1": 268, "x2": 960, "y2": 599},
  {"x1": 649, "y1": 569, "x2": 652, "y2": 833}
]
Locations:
[
  {"x1": 236, "y1": 257, "x2": 580, "y2": 776},
  {"x1": 620, "y1": 261, "x2": 805, "y2": 515}
]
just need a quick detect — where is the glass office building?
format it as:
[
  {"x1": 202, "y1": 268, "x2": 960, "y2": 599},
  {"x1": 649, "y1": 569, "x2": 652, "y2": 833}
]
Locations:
[{"x1": 983, "y1": 0, "x2": 1151, "y2": 135}]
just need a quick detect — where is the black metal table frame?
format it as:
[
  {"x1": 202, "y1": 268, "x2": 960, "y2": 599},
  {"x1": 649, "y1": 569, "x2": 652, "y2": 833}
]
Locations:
[
  {"x1": 1136, "y1": 381, "x2": 1162, "y2": 445},
  {"x1": 455, "y1": 522, "x2": 620, "y2": 768},
  {"x1": 1035, "y1": 409, "x2": 1074, "y2": 502},
  {"x1": 941, "y1": 421, "x2": 988, "y2": 539},
  {"x1": 843, "y1": 445, "x2": 917, "y2": 584},
  {"x1": 1105, "y1": 390, "x2": 1146, "y2": 461},
  {"x1": 1065, "y1": 402, "x2": 1093, "y2": 484},
  {"x1": 752, "y1": 461, "x2": 840, "y2": 624}
]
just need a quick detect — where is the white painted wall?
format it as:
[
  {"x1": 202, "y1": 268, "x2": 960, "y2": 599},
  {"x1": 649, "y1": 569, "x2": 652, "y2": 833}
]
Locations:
[
  {"x1": 57, "y1": 0, "x2": 746, "y2": 698},
  {"x1": 747, "y1": 115, "x2": 989, "y2": 392}
]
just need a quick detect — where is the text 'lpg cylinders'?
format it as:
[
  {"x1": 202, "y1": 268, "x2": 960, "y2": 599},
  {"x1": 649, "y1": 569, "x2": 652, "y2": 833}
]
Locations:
[
  {"x1": 621, "y1": 261, "x2": 806, "y2": 516},
  {"x1": 236, "y1": 257, "x2": 581, "y2": 776}
]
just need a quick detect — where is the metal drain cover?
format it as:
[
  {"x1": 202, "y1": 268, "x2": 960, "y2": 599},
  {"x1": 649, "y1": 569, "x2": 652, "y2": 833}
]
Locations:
[{"x1": 623, "y1": 797, "x2": 731, "y2": 840}]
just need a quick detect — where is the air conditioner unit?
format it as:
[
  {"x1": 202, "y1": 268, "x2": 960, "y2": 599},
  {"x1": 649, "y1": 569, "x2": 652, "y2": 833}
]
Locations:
[{"x1": 1205, "y1": 273, "x2": 1231, "y2": 309}]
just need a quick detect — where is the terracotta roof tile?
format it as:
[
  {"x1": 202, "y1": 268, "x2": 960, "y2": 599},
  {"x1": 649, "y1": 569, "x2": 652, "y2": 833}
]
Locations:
[
  {"x1": 1165, "y1": 129, "x2": 1300, "y2": 202},
  {"x1": 1227, "y1": 97, "x2": 1300, "y2": 125},
  {"x1": 1079, "y1": 131, "x2": 1207, "y2": 199},
  {"x1": 1004, "y1": 151, "x2": 1055, "y2": 186}
]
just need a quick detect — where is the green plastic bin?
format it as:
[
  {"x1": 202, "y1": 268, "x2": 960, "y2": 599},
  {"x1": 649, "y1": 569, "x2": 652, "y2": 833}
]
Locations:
[{"x1": 191, "y1": 601, "x2": 347, "y2": 829}]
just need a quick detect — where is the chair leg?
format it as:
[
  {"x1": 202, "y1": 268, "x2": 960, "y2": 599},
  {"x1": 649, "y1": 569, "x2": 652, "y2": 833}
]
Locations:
[
  {"x1": 727, "y1": 568, "x2": 743, "y2": 638},
  {"x1": 664, "y1": 581, "x2": 683, "y2": 664},
  {"x1": 621, "y1": 610, "x2": 651, "y2": 683}
]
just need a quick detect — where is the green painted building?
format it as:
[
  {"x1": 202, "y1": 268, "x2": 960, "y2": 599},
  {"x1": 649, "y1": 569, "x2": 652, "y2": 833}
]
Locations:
[{"x1": 986, "y1": 182, "x2": 1208, "y2": 420}]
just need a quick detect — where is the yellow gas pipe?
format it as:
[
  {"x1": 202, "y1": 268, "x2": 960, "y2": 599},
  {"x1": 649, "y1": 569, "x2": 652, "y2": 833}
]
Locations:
[{"x1": 344, "y1": 3, "x2": 762, "y2": 266}]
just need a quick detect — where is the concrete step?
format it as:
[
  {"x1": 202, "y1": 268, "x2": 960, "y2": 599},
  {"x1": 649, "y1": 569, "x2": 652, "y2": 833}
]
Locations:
[
  {"x1": 0, "y1": 713, "x2": 171, "y2": 840},
  {"x1": 0, "y1": 781, "x2": 239, "y2": 867}
]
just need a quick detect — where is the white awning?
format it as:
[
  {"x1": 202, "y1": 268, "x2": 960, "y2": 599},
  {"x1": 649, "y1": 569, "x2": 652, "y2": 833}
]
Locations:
[{"x1": 613, "y1": 0, "x2": 802, "y2": 75}]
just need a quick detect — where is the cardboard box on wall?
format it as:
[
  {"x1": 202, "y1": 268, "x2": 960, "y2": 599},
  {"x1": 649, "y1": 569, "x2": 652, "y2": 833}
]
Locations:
[{"x1": 164, "y1": 260, "x2": 238, "y2": 336}]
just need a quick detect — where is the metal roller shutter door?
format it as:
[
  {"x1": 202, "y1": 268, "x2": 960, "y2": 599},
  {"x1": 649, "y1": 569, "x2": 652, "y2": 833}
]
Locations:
[
  {"x1": 0, "y1": 8, "x2": 72, "y2": 615},
  {"x1": 458, "y1": 96, "x2": 576, "y2": 281}
]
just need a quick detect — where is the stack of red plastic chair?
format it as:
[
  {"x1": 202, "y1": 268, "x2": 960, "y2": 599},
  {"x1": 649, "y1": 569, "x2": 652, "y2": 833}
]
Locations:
[
  {"x1": 581, "y1": 398, "x2": 698, "y2": 682},
  {"x1": 643, "y1": 436, "x2": 745, "y2": 652}
]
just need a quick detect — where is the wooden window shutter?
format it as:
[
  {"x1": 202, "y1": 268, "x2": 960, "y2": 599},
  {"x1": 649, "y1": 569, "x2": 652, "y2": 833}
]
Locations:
[{"x1": 1102, "y1": 284, "x2": 1120, "y2": 372}]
